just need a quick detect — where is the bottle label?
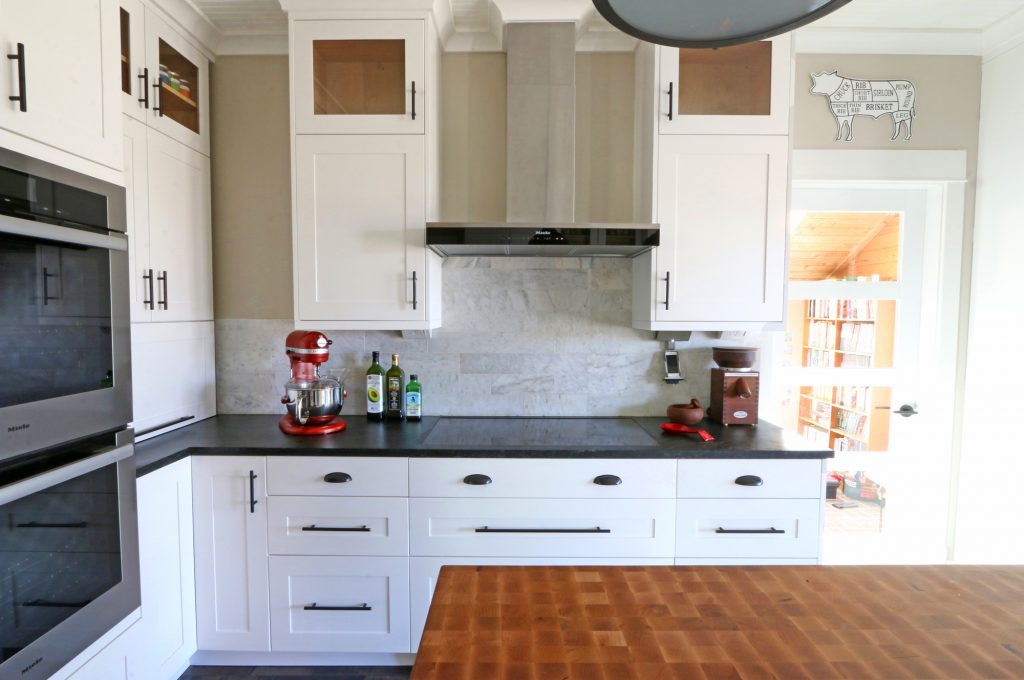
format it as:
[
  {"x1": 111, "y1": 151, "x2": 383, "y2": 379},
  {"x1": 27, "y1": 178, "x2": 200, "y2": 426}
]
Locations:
[
  {"x1": 388, "y1": 377, "x2": 402, "y2": 412},
  {"x1": 366, "y1": 375, "x2": 384, "y2": 414},
  {"x1": 406, "y1": 391, "x2": 421, "y2": 417}
]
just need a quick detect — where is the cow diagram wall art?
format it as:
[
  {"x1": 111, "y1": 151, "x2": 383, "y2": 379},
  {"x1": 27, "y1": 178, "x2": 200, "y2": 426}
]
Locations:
[{"x1": 809, "y1": 71, "x2": 918, "y2": 142}]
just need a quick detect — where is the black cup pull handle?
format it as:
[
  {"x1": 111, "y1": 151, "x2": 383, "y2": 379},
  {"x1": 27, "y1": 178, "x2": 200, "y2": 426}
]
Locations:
[
  {"x1": 7, "y1": 43, "x2": 26, "y2": 112},
  {"x1": 594, "y1": 474, "x2": 622, "y2": 486},
  {"x1": 734, "y1": 475, "x2": 764, "y2": 487},
  {"x1": 463, "y1": 473, "x2": 492, "y2": 486},
  {"x1": 153, "y1": 80, "x2": 162, "y2": 116},
  {"x1": 249, "y1": 470, "x2": 258, "y2": 514},
  {"x1": 667, "y1": 81, "x2": 673, "y2": 121},
  {"x1": 324, "y1": 472, "x2": 352, "y2": 483},
  {"x1": 411, "y1": 80, "x2": 416, "y2": 120},
  {"x1": 138, "y1": 67, "x2": 149, "y2": 107}
]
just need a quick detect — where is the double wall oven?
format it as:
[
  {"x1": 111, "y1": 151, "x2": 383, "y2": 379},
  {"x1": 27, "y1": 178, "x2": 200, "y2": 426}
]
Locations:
[{"x1": 0, "y1": 148, "x2": 139, "y2": 680}]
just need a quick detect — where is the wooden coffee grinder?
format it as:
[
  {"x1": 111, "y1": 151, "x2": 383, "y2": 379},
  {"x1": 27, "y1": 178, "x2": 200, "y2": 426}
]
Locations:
[{"x1": 708, "y1": 347, "x2": 759, "y2": 425}]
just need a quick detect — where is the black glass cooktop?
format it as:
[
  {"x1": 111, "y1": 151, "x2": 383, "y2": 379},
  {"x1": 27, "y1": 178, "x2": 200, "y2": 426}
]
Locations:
[{"x1": 423, "y1": 417, "x2": 658, "y2": 448}]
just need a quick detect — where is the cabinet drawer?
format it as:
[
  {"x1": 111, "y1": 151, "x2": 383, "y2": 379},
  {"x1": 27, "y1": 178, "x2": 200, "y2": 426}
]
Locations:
[
  {"x1": 267, "y1": 457, "x2": 408, "y2": 497},
  {"x1": 268, "y1": 555, "x2": 410, "y2": 653},
  {"x1": 268, "y1": 497, "x2": 408, "y2": 556},
  {"x1": 677, "y1": 459, "x2": 823, "y2": 499},
  {"x1": 410, "y1": 498, "x2": 675, "y2": 558},
  {"x1": 675, "y1": 499, "x2": 820, "y2": 559},
  {"x1": 409, "y1": 458, "x2": 676, "y2": 498}
]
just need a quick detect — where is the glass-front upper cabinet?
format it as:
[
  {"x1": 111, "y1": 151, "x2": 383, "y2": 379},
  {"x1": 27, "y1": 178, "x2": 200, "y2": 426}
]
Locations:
[
  {"x1": 119, "y1": 0, "x2": 148, "y2": 122},
  {"x1": 292, "y1": 20, "x2": 425, "y2": 134},
  {"x1": 146, "y1": 10, "x2": 209, "y2": 155},
  {"x1": 658, "y1": 34, "x2": 792, "y2": 135}
]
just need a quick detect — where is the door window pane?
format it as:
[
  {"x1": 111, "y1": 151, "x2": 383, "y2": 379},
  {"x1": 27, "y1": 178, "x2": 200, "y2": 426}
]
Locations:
[
  {"x1": 312, "y1": 39, "x2": 405, "y2": 116},
  {"x1": 790, "y1": 211, "x2": 900, "y2": 282},
  {"x1": 785, "y1": 299, "x2": 895, "y2": 369},
  {"x1": 678, "y1": 41, "x2": 771, "y2": 116},
  {"x1": 158, "y1": 40, "x2": 199, "y2": 134},
  {"x1": 783, "y1": 385, "x2": 892, "y2": 452},
  {"x1": 119, "y1": 9, "x2": 131, "y2": 95}
]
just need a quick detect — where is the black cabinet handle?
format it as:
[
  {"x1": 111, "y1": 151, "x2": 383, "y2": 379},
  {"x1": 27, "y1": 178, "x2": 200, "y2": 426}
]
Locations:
[
  {"x1": 42, "y1": 267, "x2": 59, "y2": 305},
  {"x1": 249, "y1": 470, "x2": 258, "y2": 514},
  {"x1": 715, "y1": 527, "x2": 784, "y2": 534},
  {"x1": 412, "y1": 270, "x2": 418, "y2": 310},
  {"x1": 304, "y1": 603, "x2": 371, "y2": 611},
  {"x1": 138, "y1": 67, "x2": 149, "y2": 107},
  {"x1": 663, "y1": 271, "x2": 671, "y2": 310},
  {"x1": 476, "y1": 526, "x2": 610, "y2": 534},
  {"x1": 463, "y1": 474, "x2": 492, "y2": 486},
  {"x1": 301, "y1": 524, "x2": 370, "y2": 532},
  {"x1": 594, "y1": 474, "x2": 622, "y2": 486},
  {"x1": 153, "y1": 80, "x2": 163, "y2": 116},
  {"x1": 7, "y1": 43, "x2": 26, "y2": 112},
  {"x1": 667, "y1": 81, "x2": 673, "y2": 121},
  {"x1": 411, "y1": 81, "x2": 416, "y2": 120},
  {"x1": 323, "y1": 472, "x2": 352, "y2": 483},
  {"x1": 734, "y1": 475, "x2": 764, "y2": 487},
  {"x1": 157, "y1": 271, "x2": 168, "y2": 309},
  {"x1": 142, "y1": 268, "x2": 154, "y2": 309},
  {"x1": 16, "y1": 521, "x2": 87, "y2": 529},
  {"x1": 21, "y1": 599, "x2": 91, "y2": 609},
  {"x1": 135, "y1": 415, "x2": 194, "y2": 438}
]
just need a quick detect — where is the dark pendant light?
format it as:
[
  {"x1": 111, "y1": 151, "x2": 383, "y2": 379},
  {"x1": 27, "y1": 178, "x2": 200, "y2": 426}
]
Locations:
[{"x1": 592, "y1": 0, "x2": 853, "y2": 48}]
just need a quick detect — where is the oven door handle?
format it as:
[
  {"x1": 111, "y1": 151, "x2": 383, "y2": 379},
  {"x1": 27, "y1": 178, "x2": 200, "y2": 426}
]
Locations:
[
  {"x1": 0, "y1": 213, "x2": 128, "y2": 252},
  {"x1": 0, "y1": 443, "x2": 133, "y2": 506}
]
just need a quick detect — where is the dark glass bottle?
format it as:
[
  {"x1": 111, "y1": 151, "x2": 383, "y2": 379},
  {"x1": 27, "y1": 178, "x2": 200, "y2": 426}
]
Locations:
[
  {"x1": 385, "y1": 353, "x2": 405, "y2": 421},
  {"x1": 366, "y1": 351, "x2": 385, "y2": 422}
]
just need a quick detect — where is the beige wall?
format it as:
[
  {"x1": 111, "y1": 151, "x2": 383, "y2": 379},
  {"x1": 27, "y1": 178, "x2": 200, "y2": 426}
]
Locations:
[{"x1": 210, "y1": 56, "x2": 293, "y2": 319}]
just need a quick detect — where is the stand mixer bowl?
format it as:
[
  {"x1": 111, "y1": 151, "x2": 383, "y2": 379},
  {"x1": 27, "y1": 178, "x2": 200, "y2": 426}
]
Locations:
[{"x1": 282, "y1": 375, "x2": 346, "y2": 426}]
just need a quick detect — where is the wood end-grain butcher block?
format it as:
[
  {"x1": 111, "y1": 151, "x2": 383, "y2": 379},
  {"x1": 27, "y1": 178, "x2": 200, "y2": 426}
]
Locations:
[{"x1": 411, "y1": 565, "x2": 1024, "y2": 680}]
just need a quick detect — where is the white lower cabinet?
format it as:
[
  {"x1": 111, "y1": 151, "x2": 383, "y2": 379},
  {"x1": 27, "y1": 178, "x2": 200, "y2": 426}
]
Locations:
[
  {"x1": 268, "y1": 496, "x2": 409, "y2": 556},
  {"x1": 269, "y1": 556, "x2": 410, "y2": 653},
  {"x1": 675, "y1": 498, "x2": 821, "y2": 560}
]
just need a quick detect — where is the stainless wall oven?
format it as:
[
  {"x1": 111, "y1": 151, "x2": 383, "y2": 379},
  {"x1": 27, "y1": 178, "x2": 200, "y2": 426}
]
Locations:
[
  {"x1": 0, "y1": 432, "x2": 139, "y2": 680},
  {"x1": 0, "y1": 148, "x2": 131, "y2": 461}
]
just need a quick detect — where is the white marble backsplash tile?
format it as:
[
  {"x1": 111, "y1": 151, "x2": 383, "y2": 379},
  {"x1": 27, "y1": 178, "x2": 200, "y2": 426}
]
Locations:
[{"x1": 216, "y1": 258, "x2": 775, "y2": 417}]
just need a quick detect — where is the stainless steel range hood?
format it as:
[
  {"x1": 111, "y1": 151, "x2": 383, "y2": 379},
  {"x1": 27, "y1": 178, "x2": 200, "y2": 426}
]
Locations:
[{"x1": 427, "y1": 23, "x2": 659, "y2": 258}]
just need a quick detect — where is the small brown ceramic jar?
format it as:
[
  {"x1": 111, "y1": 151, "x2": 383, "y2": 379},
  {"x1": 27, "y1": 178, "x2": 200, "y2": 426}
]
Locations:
[{"x1": 666, "y1": 398, "x2": 705, "y2": 425}]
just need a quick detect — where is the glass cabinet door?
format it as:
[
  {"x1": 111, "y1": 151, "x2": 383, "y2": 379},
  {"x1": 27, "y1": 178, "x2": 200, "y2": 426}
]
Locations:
[
  {"x1": 659, "y1": 34, "x2": 791, "y2": 135},
  {"x1": 145, "y1": 10, "x2": 210, "y2": 155},
  {"x1": 119, "y1": 0, "x2": 148, "y2": 121},
  {"x1": 293, "y1": 20, "x2": 425, "y2": 134}
]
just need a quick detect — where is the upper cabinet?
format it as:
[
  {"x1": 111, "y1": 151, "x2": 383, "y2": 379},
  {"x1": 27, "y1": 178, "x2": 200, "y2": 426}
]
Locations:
[
  {"x1": 292, "y1": 19, "x2": 425, "y2": 135},
  {"x1": 0, "y1": 0, "x2": 122, "y2": 172},
  {"x1": 658, "y1": 35, "x2": 791, "y2": 136},
  {"x1": 119, "y1": 0, "x2": 210, "y2": 155}
]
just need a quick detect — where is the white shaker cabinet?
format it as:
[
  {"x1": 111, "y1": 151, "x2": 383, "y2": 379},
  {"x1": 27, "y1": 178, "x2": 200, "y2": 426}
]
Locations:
[
  {"x1": 192, "y1": 457, "x2": 271, "y2": 652},
  {"x1": 294, "y1": 134, "x2": 439, "y2": 329},
  {"x1": 0, "y1": 0, "x2": 122, "y2": 173}
]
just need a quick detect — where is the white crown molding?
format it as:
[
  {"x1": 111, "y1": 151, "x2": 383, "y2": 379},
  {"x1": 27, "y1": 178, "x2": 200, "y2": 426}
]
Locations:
[
  {"x1": 150, "y1": 0, "x2": 223, "y2": 56},
  {"x1": 218, "y1": 33, "x2": 288, "y2": 55},
  {"x1": 794, "y1": 27, "x2": 983, "y2": 56},
  {"x1": 982, "y1": 6, "x2": 1024, "y2": 61}
]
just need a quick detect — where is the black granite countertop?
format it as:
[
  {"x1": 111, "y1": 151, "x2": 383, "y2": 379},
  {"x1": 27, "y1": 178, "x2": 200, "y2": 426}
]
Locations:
[{"x1": 134, "y1": 415, "x2": 832, "y2": 477}]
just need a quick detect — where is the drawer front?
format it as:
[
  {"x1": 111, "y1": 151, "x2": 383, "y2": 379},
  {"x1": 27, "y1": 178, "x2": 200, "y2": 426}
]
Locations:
[
  {"x1": 268, "y1": 497, "x2": 409, "y2": 556},
  {"x1": 677, "y1": 459, "x2": 823, "y2": 499},
  {"x1": 267, "y1": 457, "x2": 408, "y2": 497},
  {"x1": 268, "y1": 555, "x2": 410, "y2": 653},
  {"x1": 409, "y1": 458, "x2": 676, "y2": 498},
  {"x1": 410, "y1": 498, "x2": 675, "y2": 558},
  {"x1": 676, "y1": 499, "x2": 821, "y2": 559},
  {"x1": 410, "y1": 556, "x2": 675, "y2": 652}
]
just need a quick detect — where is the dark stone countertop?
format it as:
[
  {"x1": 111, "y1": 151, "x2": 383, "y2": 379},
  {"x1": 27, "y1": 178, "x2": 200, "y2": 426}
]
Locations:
[{"x1": 134, "y1": 415, "x2": 832, "y2": 477}]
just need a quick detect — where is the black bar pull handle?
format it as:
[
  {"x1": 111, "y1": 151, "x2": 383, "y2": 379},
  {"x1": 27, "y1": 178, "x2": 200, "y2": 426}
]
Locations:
[
  {"x1": 411, "y1": 81, "x2": 416, "y2": 120},
  {"x1": 463, "y1": 474, "x2": 492, "y2": 486},
  {"x1": 138, "y1": 67, "x2": 149, "y2": 107},
  {"x1": 42, "y1": 267, "x2": 59, "y2": 304},
  {"x1": 142, "y1": 268, "x2": 154, "y2": 309},
  {"x1": 663, "y1": 271, "x2": 671, "y2": 310},
  {"x1": 323, "y1": 472, "x2": 352, "y2": 483},
  {"x1": 21, "y1": 599, "x2": 91, "y2": 609},
  {"x1": 412, "y1": 270, "x2": 418, "y2": 310},
  {"x1": 249, "y1": 470, "x2": 258, "y2": 514},
  {"x1": 304, "y1": 603, "x2": 371, "y2": 611},
  {"x1": 667, "y1": 81, "x2": 673, "y2": 121},
  {"x1": 594, "y1": 474, "x2": 622, "y2": 486},
  {"x1": 476, "y1": 526, "x2": 610, "y2": 534},
  {"x1": 157, "y1": 271, "x2": 168, "y2": 309},
  {"x1": 16, "y1": 521, "x2": 87, "y2": 529},
  {"x1": 153, "y1": 80, "x2": 163, "y2": 116},
  {"x1": 301, "y1": 525, "x2": 370, "y2": 532},
  {"x1": 734, "y1": 475, "x2": 764, "y2": 487},
  {"x1": 715, "y1": 527, "x2": 785, "y2": 534},
  {"x1": 7, "y1": 43, "x2": 26, "y2": 112},
  {"x1": 135, "y1": 415, "x2": 194, "y2": 438}
]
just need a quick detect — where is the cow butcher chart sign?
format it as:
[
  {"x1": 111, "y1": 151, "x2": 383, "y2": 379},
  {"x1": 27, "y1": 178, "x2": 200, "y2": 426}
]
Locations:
[{"x1": 810, "y1": 71, "x2": 917, "y2": 142}]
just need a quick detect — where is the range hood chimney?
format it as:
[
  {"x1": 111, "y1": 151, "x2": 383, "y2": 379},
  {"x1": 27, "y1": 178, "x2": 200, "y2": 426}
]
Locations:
[{"x1": 427, "y1": 23, "x2": 659, "y2": 257}]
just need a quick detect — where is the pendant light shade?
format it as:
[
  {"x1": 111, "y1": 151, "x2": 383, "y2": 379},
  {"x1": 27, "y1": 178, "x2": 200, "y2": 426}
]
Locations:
[{"x1": 592, "y1": 0, "x2": 853, "y2": 48}]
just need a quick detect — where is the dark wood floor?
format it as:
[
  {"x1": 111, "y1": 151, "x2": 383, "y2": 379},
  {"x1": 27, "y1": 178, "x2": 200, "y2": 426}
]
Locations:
[{"x1": 178, "y1": 667, "x2": 412, "y2": 680}]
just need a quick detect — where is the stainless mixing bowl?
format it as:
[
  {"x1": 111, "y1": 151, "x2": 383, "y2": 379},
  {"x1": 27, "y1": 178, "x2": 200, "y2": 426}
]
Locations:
[{"x1": 281, "y1": 376, "x2": 345, "y2": 425}]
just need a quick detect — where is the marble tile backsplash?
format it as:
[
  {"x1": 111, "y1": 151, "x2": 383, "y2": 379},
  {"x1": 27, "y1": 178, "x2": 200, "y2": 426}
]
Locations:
[{"x1": 217, "y1": 258, "x2": 774, "y2": 417}]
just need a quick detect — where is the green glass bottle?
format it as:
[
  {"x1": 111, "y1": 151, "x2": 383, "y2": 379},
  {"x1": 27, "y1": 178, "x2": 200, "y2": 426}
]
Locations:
[
  {"x1": 405, "y1": 374, "x2": 422, "y2": 422},
  {"x1": 385, "y1": 353, "x2": 405, "y2": 421},
  {"x1": 366, "y1": 350, "x2": 385, "y2": 422}
]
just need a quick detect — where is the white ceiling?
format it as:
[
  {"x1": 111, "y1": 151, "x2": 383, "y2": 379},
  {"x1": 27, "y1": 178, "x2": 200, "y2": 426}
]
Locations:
[{"x1": 191, "y1": 0, "x2": 1024, "y2": 40}]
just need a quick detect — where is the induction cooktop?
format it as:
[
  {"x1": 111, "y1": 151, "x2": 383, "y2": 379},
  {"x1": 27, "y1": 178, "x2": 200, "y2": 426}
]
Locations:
[{"x1": 423, "y1": 417, "x2": 658, "y2": 448}]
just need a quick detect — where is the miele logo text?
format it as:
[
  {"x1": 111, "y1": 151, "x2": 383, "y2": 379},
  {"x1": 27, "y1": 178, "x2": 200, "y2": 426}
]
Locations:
[
  {"x1": 21, "y1": 657, "x2": 43, "y2": 674},
  {"x1": 8, "y1": 423, "x2": 30, "y2": 433}
]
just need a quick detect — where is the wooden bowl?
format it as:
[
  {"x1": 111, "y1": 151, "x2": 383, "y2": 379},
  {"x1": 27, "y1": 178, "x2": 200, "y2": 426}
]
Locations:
[
  {"x1": 666, "y1": 399, "x2": 705, "y2": 425},
  {"x1": 712, "y1": 347, "x2": 758, "y2": 370}
]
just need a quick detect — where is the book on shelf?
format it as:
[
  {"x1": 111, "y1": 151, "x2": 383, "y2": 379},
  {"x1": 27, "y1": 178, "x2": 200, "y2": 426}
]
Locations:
[
  {"x1": 836, "y1": 409, "x2": 867, "y2": 436},
  {"x1": 806, "y1": 298, "x2": 877, "y2": 321},
  {"x1": 835, "y1": 386, "x2": 870, "y2": 411},
  {"x1": 834, "y1": 436, "x2": 867, "y2": 452}
]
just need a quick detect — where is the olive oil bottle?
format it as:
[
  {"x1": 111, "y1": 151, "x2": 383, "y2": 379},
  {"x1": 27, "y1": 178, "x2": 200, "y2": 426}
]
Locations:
[
  {"x1": 366, "y1": 351, "x2": 385, "y2": 422},
  {"x1": 405, "y1": 374, "x2": 422, "y2": 421},
  {"x1": 385, "y1": 353, "x2": 405, "y2": 421}
]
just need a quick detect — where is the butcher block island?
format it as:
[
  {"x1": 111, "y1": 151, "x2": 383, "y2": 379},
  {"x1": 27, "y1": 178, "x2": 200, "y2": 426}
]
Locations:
[{"x1": 413, "y1": 565, "x2": 1024, "y2": 680}]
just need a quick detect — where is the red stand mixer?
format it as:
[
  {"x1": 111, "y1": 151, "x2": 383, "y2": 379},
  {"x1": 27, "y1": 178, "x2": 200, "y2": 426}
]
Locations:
[{"x1": 279, "y1": 330, "x2": 348, "y2": 435}]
